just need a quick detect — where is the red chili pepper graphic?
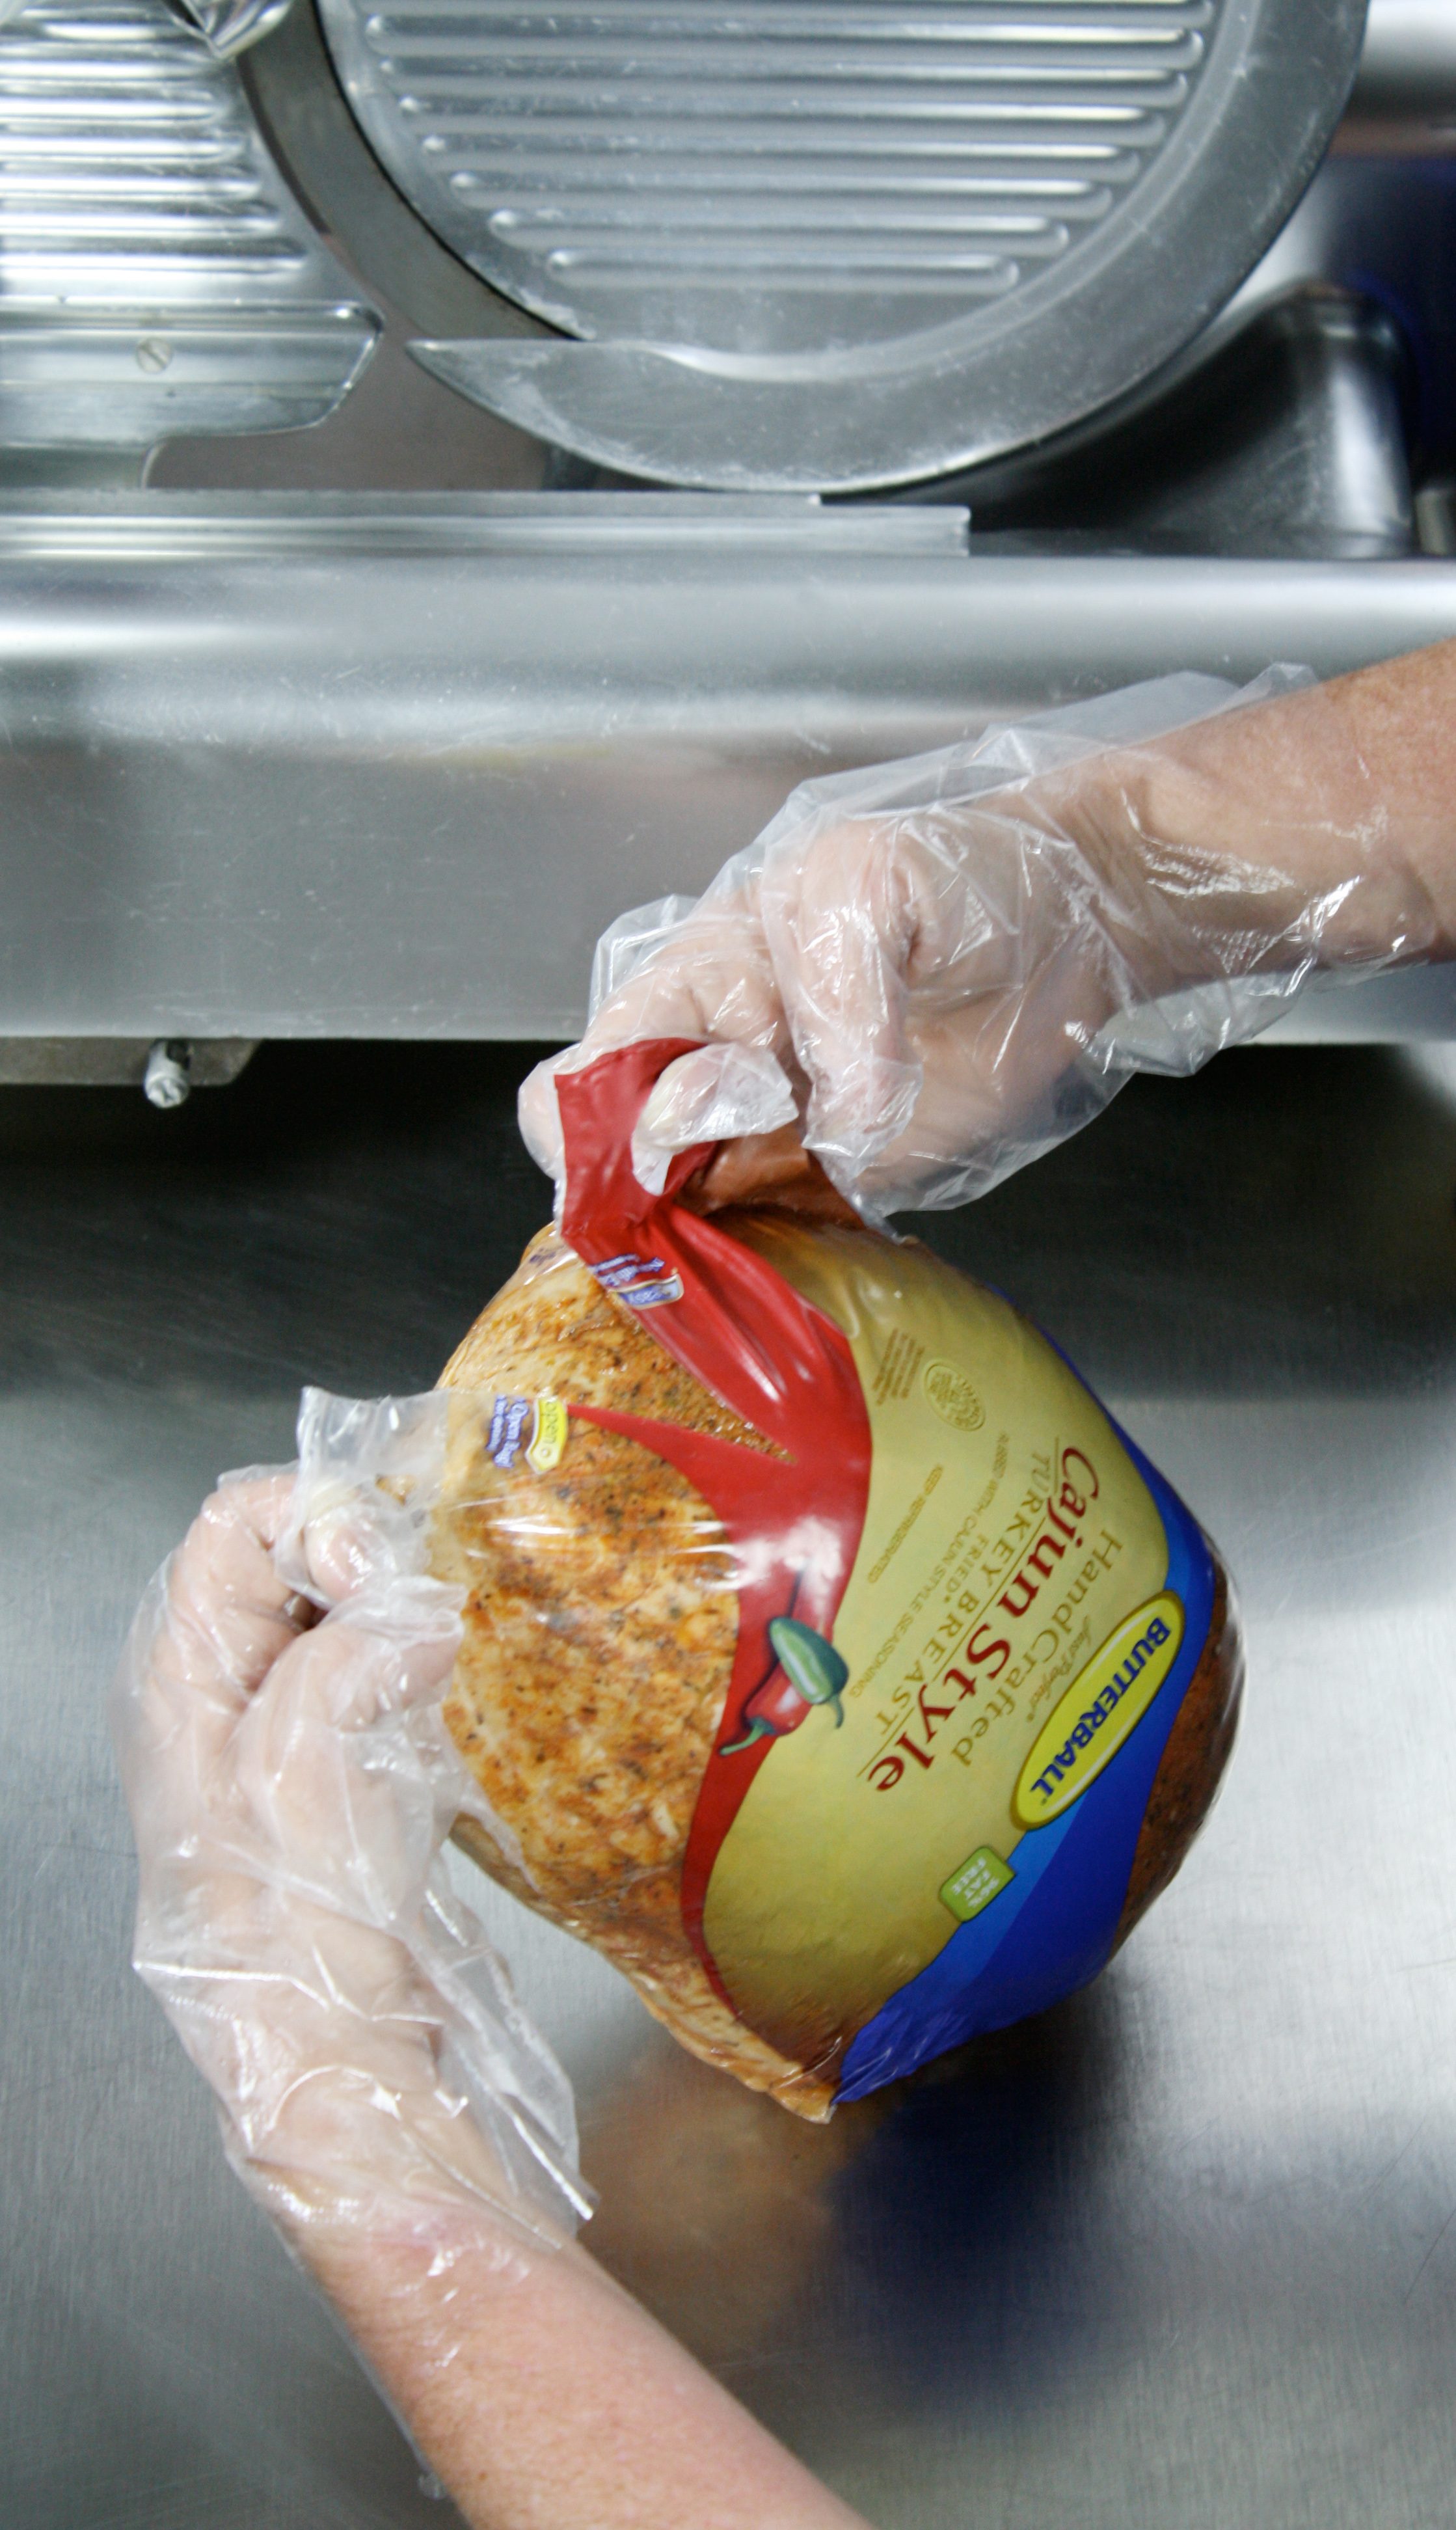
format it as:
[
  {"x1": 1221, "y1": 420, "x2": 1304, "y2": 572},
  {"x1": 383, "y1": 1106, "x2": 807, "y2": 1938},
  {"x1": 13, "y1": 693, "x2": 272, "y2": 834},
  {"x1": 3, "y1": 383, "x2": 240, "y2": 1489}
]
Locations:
[{"x1": 720, "y1": 1616, "x2": 850, "y2": 1755}]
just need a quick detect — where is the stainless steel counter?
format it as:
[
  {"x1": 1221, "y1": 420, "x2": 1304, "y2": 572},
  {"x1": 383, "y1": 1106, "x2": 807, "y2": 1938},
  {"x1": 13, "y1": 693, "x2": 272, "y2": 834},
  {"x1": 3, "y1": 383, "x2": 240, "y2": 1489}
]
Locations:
[{"x1": 5, "y1": 1038, "x2": 1456, "y2": 2528}]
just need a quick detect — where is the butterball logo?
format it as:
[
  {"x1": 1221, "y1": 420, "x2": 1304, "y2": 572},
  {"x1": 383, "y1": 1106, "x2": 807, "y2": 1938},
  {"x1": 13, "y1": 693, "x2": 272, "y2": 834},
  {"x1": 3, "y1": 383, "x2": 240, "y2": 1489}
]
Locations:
[{"x1": 1012, "y1": 1590, "x2": 1186, "y2": 1829}]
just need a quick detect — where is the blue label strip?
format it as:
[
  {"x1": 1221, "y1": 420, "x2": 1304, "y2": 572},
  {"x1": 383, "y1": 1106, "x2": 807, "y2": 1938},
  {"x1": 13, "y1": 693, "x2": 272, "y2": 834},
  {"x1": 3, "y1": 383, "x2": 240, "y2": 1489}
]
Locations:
[{"x1": 836, "y1": 1424, "x2": 1215, "y2": 2102}]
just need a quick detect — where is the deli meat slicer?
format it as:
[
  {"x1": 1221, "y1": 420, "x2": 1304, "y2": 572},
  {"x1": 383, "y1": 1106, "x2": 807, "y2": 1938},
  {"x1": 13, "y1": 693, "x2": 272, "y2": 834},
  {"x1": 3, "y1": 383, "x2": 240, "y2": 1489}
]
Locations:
[{"x1": 0, "y1": 0, "x2": 1448, "y2": 1055}]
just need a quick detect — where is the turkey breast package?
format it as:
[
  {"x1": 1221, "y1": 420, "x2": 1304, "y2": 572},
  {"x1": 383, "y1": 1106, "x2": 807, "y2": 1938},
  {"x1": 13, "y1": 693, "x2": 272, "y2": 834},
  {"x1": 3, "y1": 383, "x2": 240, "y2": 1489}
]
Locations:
[{"x1": 303, "y1": 1038, "x2": 1239, "y2": 2122}]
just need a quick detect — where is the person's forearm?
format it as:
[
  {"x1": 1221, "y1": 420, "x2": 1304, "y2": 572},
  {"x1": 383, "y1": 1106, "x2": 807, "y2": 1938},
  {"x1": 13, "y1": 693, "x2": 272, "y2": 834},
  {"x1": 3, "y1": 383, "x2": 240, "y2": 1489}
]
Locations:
[
  {"x1": 301, "y1": 2212, "x2": 871, "y2": 2530},
  {"x1": 1111, "y1": 640, "x2": 1456, "y2": 974}
]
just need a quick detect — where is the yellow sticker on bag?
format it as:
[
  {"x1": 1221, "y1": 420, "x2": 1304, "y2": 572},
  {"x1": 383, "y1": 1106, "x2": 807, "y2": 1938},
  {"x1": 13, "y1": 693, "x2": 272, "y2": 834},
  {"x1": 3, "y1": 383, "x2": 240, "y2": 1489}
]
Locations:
[
  {"x1": 526, "y1": 1394, "x2": 569, "y2": 1475},
  {"x1": 1013, "y1": 1592, "x2": 1185, "y2": 1829}
]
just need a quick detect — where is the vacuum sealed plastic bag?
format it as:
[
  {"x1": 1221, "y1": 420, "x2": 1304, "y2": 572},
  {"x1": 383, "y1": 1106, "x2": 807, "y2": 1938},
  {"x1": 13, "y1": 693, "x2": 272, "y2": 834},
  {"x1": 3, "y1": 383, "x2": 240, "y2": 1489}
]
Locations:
[{"x1": 426, "y1": 1041, "x2": 1241, "y2": 2119}]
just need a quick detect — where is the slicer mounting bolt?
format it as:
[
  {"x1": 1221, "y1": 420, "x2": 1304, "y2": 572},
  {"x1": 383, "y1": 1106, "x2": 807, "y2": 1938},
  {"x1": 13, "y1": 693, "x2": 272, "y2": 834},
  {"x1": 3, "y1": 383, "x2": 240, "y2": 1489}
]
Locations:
[{"x1": 144, "y1": 1039, "x2": 193, "y2": 1109}]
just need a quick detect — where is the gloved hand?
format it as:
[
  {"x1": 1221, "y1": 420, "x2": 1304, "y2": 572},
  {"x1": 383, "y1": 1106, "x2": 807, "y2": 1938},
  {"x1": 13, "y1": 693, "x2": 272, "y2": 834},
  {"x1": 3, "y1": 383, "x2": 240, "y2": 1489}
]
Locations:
[
  {"x1": 521, "y1": 664, "x2": 1442, "y2": 1220},
  {"x1": 111, "y1": 1391, "x2": 587, "y2": 2255},
  {"x1": 111, "y1": 1396, "x2": 872, "y2": 2530}
]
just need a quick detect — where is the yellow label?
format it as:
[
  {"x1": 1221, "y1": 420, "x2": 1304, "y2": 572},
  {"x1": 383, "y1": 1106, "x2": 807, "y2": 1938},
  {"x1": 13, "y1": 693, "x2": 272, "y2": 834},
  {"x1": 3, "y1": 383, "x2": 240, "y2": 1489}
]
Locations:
[
  {"x1": 699, "y1": 1221, "x2": 1170, "y2": 2069},
  {"x1": 1014, "y1": 1592, "x2": 1185, "y2": 1829},
  {"x1": 526, "y1": 1393, "x2": 568, "y2": 1475}
]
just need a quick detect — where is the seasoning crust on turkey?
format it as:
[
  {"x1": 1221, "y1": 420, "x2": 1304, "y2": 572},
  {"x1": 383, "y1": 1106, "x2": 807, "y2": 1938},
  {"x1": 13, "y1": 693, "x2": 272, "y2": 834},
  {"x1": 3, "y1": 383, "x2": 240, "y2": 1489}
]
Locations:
[{"x1": 433, "y1": 1226, "x2": 830, "y2": 2114}]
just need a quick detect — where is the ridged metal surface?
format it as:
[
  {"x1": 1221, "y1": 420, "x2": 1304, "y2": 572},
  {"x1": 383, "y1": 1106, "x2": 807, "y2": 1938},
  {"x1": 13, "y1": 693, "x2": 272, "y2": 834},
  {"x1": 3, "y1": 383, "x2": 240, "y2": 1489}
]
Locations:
[
  {"x1": 357, "y1": 0, "x2": 1366, "y2": 488},
  {"x1": 323, "y1": 0, "x2": 1215, "y2": 357},
  {"x1": 0, "y1": 0, "x2": 377, "y2": 447}
]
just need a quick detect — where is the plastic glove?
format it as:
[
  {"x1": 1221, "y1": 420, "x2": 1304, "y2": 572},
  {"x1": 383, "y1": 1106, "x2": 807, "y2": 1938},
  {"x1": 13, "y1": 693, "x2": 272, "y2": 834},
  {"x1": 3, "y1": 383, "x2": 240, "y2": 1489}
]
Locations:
[
  {"x1": 112, "y1": 1399, "x2": 872, "y2": 2530},
  {"x1": 111, "y1": 1393, "x2": 587, "y2": 2257},
  {"x1": 520, "y1": 665, "x2": 1442, "y2": 1221}
]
